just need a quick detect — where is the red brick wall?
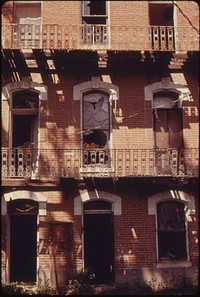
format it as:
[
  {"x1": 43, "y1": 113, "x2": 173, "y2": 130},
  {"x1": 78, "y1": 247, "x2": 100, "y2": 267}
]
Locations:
[
  {"x1": 1, "y1": 188, "x2": 199, "y2": 285},
  {"x1": 2, "y1": 66, "x2": 199, "y2": 150},
  {"x1": 2, "y1": 1, "x2": 199, "y2": 41},
  {"x1": 42, "y1": 1, "x2": 80, "y2": 25},
  {"x1": 110, "y1": 1, "x2": 149, "y2": 26}
]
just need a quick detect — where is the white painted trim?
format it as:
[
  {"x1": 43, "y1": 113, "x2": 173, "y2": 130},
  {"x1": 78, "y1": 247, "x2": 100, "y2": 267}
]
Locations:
[
  {"x1": 157, "y1": 261, "x2": 192, "y2": 268},
  {"x1": 74, "y1": 190, "x2": 121, "y2": 215},
  {"x1": 74, "y1": 77, "x2": 118, "y2": 164},
  {"x1": 73, "y1": 77, "x2": 119, "y2": 101},
  {"x1": 148, "y1": 190, "x2": 196, "y2": 266},
  {"x1": 144, "y1": 80, "x2": 190, "y2": 106},
  {"x1": 2, "y1": 191, "x2": 47, "y2": 215},
  {"x1": 2, "y1": 79, "x2": 48, "y2": 101},
  {"x1": 148, "y1": 190, "x2": 196, "y2": 215}
]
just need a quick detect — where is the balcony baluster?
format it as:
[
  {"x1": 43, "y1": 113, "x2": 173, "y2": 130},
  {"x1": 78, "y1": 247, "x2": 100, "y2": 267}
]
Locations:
[{"x1": 1, "y1": 148, "x2": 199, "y2": 180}]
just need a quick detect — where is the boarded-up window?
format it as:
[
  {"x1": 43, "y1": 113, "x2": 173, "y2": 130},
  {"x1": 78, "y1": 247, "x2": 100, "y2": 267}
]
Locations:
[
  {"x1": 154, "y1": 109, "x2": 183, "y2": 149},
  {"x1": 153, "y1": 93, "x2": 183, "y2": 175}
]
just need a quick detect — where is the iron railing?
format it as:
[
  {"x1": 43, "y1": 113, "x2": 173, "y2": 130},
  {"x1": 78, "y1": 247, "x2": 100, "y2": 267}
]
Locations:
[
  {"x1": 1, "y1": 24, "x2": 199, "y2": 51},
  {"x1": 1, "y1": 148, "x2": 199, "y2": 180}
]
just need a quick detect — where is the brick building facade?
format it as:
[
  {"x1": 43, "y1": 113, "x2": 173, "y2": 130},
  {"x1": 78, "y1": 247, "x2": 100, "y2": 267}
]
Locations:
[{"x1": 1, "y1": 0, "x2": 199, "y2": 289}]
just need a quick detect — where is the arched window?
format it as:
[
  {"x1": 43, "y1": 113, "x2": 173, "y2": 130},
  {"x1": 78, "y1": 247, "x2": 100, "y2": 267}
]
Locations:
[
  {"x1": 12, "y1": 90, "x2": 39, "y2": 110},
  {"x1": 83, "y1": 91, "x2": 110, "y2": 166},
  {"x1": 157, "y1": 200, "x2": 187, "y2": 261}
]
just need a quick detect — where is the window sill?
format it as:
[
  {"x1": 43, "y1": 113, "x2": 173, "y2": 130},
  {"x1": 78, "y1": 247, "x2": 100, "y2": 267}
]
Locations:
[{"x1": 157, "y1": 261, "x2": 191, "y2": 268}]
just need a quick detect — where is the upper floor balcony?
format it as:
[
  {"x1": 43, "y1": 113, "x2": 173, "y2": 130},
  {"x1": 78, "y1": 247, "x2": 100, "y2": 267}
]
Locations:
[
  {"x1": 2, "y1": 147, "x2": 199, "y2": 181},
  {"x1": 1, "y1": 24, "x2": 199, "y2": 52}
]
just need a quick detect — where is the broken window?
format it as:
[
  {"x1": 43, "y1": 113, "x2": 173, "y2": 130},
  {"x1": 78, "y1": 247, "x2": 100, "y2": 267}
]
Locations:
[
  {"x1": 149, "y1": 2, "x2": 175, "y2": 50},
  {"x1": 82, "y1": 0, "x2": 107, "y2": 23},
  {"x1": 82, "y1": 91, "x2": 110, "y2": 166},
  {"x1": 157, "y1": 200, "x2": 187, "y2": 260},
  {"x1": 81, "y1": 1, "x2": 108, "y2": 44}
]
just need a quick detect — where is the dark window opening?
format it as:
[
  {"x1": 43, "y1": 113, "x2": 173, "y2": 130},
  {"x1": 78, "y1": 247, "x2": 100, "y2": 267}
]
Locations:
[
  {"x1": 12, "y1": 91, "x2": 39, "y2": 109},
  {"x1": 81, "y1": 1, "x2": 107, "y2": 44},
  {"x1": 83, "y1": 129, "x2": 107, "y2": 149},
  {"x1": 157, "y1": 201, "x2": 187, "y2": 260},
  {"x1": 13, "y1": 115, "x2": 36, "y2": 148},
  {"x1": 11, "y1": 114, "x2": 38, "y2": 177},
  {"x1": 84, "y1": 200, "x2": 112, "y2": 211},
  {"x1": 149, "y1": 3, "x2": 174, "y2": 50},
  {"x1": 149, "y1": 3, "x2": 174, "y2": 26},
  {"x1": 8, "y1": 199, "x2": 39, "y2": 214},
  {"x1": 82, "y1": 1, "x2": 106, "y2": 17}
]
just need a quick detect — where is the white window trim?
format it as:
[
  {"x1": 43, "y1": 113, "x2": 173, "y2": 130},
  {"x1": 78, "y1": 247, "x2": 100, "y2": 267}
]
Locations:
[
  {"x1": 74, "y1": 190, "x2": 121, "y2": 215},
  {"x1": 73, "y1": 77, "x2": 119, "y2": 171},
  {"x1": 144, "y1": 78, "x2": 191, "y2": 108},
  {"x1": 148, "y1": 190, "x2": 195, "y2": 268},
  {"x1": 2, "y1": 190, "x2": 47, "y2": 283},
  {"x1": 2, "y1": 190, "x2": 47, "y2": 216},
  {"x1": 2, "y1": 78, "x2": 48, "y2": 179},
  {"x1": 2, "y1": 78, "x2": 48, "y2": 101},
  {"x1": 73, "y1": 76, "x2": 119, "y2": 101}
]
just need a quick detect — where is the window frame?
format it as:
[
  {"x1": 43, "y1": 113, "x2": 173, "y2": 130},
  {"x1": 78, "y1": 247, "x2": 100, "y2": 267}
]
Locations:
[
  {"x1": 81, "y1": 1, "x2": 109, "y2": 46},
  {"x1": 148, "y1": 190, "x2": 195, "y2": 268},
  {"x1": 156, "y1": 200, "x2": 188, "y2": 262},
  {"x1": 82, "y1": 90, "x2": 111, "y2": 169}
]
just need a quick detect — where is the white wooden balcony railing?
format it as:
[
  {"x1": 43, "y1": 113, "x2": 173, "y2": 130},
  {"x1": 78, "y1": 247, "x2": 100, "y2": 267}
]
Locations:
[
  {"x1": 1, "y1": 148, "x2": 199, "y2": 180},
  {"x1": 1, "y1": 24, "x2": 199, "y2": 51}
]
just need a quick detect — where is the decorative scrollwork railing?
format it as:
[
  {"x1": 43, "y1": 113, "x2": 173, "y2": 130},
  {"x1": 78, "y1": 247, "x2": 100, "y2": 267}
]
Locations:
[
  {"x1": 1, "y1": 24, "x2": 199, "y2": 51},
  {"x1": 1, "y1": 148, "x2": 199, "y2": 180}
]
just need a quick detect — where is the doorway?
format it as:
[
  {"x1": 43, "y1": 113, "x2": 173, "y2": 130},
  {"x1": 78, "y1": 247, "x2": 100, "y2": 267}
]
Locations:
[
  {"x1": 153, "y1": 93, "x2": 183, "y2": 175},
  {"x1": 10, "y1": 214, "x2": 37, "y2": 283},
  {"x1": 12, "y1": 115, "x2": 37, "y2": 148},
  {"x1": 84, "y1": 212, "x2": 114, "y2": 284}
]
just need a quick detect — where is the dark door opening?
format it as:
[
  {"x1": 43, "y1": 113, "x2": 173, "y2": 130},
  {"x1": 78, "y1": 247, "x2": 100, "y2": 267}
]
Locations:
[
  {"x1": 12, "y1": 115, "x2": 36, "y2": 148},
  {"x1": 84, "y1": 213, "x2": 114, "y2": 284},
  {"x1": 12, "y1": 115, "x2": 37, "y2": 177},
  {"x1": 10, "y1": 214, "x2": 37, "y2": 283}
]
